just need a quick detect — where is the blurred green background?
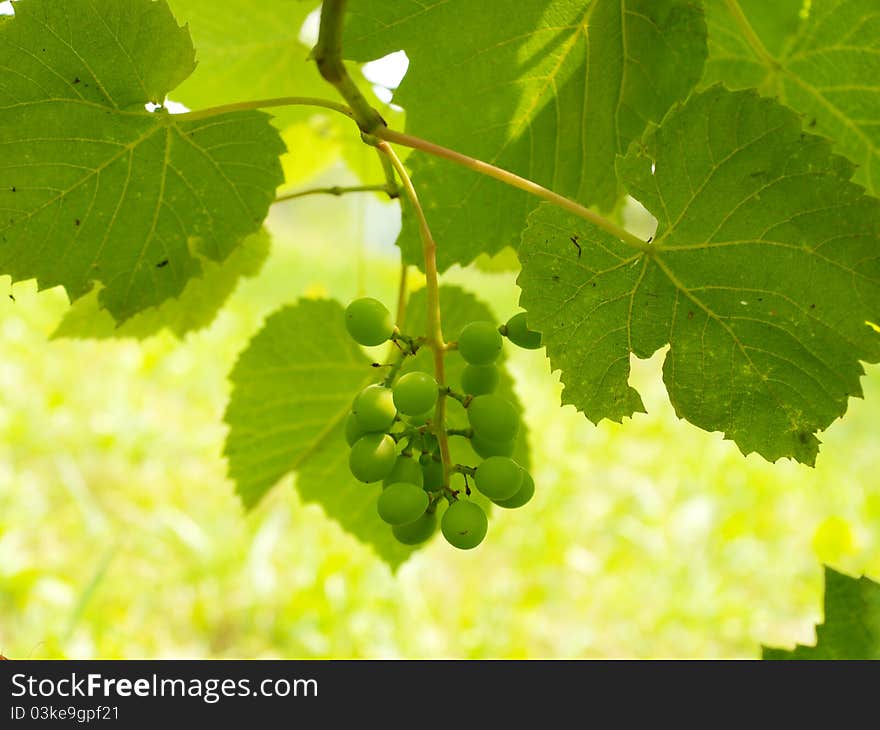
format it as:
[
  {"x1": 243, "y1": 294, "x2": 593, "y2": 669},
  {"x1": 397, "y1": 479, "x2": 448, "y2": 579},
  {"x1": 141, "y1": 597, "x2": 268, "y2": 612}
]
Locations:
[{"x1": 1, "y1": 154, "x2": 879, "y2": 659}]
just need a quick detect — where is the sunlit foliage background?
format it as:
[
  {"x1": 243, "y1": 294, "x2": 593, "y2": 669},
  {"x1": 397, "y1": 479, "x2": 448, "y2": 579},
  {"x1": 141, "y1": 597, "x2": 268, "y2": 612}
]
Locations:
[
  {"x1": 1, "y1": 165, "x2": 877, "y2": 658},
  {"x1": 0, "y1": 0, "x2": 878, "y2": 658}
]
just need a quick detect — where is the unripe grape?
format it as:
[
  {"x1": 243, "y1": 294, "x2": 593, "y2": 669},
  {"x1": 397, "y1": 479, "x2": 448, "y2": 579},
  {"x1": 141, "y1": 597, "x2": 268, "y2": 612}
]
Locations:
[
  {"x1": 344, "y1": 411, "x2": 366, "y2": 446},
  {"x1": 377, "y1": 483, "x2": 429, "y2": 525},
  {"x1": 393, "y1": 371, "x2": 438, "y2": 415},
  {"x1": 493, "y1": 469, "x2": 534, "y2": 509},
  {"x1": 441, "y1": 500, "x2": 488, "y2": 550},
  {"x1": 422, "y1": 458, "x2": 444, "y2": 491},
  {"x1": 345, "y1": 297, "x2": 394, "y2": 346},
  {"x1": 467, "y1": 394, "x2": 519, "y2": 444},
  {"x1": 352, "y1": 384, "x2": 396, "y2": 432},
  {"x1": 348, "y1": 433, "x2": 397, "y2": 483},
  {"x1": 383, "y1": 455, "x2": 424, "y2": 488},
  {"x1": 457, "y1": 321, "x2": 503, "y2": 365},
  {"x1": 460, "y1": 364, "x2": 499, "y2": 396},
  {"x1": 504, "y1": 312, "x2": 542, "y2": 350},
  {"x1": 474, "y1": 456, "x2": 522, "y2": 500},
  {"x1": 393, "y1": 511, "x2": 437, "y2": 545},
  {"x1": 471, "y1": 434, "x2": 515, "y2": 459}
]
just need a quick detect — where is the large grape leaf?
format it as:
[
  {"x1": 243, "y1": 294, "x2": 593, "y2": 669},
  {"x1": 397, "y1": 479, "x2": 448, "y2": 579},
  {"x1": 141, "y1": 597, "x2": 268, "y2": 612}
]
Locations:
[
  {"x1": 223, "y1": 287, "x2": 528, "y2": 567},
  {"x1": 52, "y1": 230, "x2": 270, "y2": 340},
  {"x1": 345, "y1": 0, "x2": 707, "y2": 270},
  {"x1": 763, "y1": 567, "x2": 880, "y2": 659},
  {"x1": 703, "y1": 0, "x2": 880, "y2": 196},
  {"x1": 0, "y1": 0, "x2": 284, "y2": 321},
  {"x1": 518, "y1": 86, "x2": 880, "y2": 464}
]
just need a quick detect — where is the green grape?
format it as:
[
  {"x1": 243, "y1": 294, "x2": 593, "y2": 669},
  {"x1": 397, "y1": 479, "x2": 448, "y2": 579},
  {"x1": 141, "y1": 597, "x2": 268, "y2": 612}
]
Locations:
[
  {"x1": 504, "y1": 312, "x2": 542, "y2": 350},
  {"x1": 352, "y1": 384, "x2": 397, "y2": 432},
  {"x1": 344, "y1": 411, "x2": 367, "y2": 447},
  {"x1": 441, "y1": 500, "x2": 488, "y2": 550},
  {"x1": 393, "y1": 511, "x2": 437, "y2": 545},
  {"x1": 494, "y1": 469, "x2": 534, "y2": 509},
  {"x1": 348, "y1": 433, "x2": 397, "y2": 483},
  {"x1": 471, "y1": 434, "x2": 515, "y2": 459},
  {"x1": 474, "y1": 456, "x2": 522, "y2": 500},
  {"x1": 383, "y1": 455, "x2": 424, "y2": 488},
  {"x1": 422, "y1": 458, "x2": 444, "y2": 491},
  {"x1": 393, "y1": 371, "x2": 438, "y2": 415},
  {"x1": 467, "y1": 394, "x2": 519, "y2": 443},
  {"x1": 377, "y1": 482, "x2": 429, "y2": 525},
  {"x1": 457, "y1": 321, "x2": 503, "y2": 365},
  {"x1": 344, "y1": 297, "x2": 394, "y2": 346},
  {"x1": 460, "y1": 364, "x2": 499, "y2": 396}
]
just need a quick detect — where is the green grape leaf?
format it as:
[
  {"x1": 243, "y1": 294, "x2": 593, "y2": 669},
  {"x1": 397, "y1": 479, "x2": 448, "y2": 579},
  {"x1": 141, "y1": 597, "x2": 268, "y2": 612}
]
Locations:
[
  {"x1": 763, "y1": 567, "x2": 880, "y2": 659},
  {"x1": 345, "y1": 0, "x2": 707, "y2": 270},
  {"x1": 518, "y1": 86, "x2": 880, "y2": 464},
  {"x1": 0, "y1": 0, "x2": 285, "y2": 322},
  {"x1": 52, "y1": 230, "x2": 270, "y2": 340},
  {"x1": 223, "y1": 298, "x2": 414, "y2": 567},
  {"x1": 703, "y1": 0, "x2": 880, "y2": 196}
]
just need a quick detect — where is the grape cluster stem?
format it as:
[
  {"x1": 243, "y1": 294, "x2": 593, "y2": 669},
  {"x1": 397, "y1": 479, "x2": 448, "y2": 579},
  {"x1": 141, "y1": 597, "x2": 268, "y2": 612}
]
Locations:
[{"x1": 378, "y1": 142, "x2": 454, "y2": 491}]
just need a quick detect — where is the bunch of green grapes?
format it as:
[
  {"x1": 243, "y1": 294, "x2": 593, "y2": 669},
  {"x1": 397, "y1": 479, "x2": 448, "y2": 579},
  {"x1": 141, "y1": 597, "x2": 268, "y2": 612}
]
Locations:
[{"x1": 343, "y1": 297, "x2": 542, "y2": 550}]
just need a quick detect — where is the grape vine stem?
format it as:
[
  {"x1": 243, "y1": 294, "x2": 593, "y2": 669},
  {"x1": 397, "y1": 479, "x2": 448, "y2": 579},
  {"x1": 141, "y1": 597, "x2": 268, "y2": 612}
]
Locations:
[
  {"x1": 182, "y1": 92, "x2": 649, "y2": 251},
  {"x1": 275, "y1": 184, "x2": 397, "y2": 204},
  {"x1": 378, "y1": 141, "x2": 453, "y2": 489},
  {"x1": 375, "y1": 128, "x2": 650, "y2": 252}
]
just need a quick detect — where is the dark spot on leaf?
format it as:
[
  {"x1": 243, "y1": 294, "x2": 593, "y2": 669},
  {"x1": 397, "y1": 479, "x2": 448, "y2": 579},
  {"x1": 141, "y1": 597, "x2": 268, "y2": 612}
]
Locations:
[
  {"x1": 156, "y1": 259, "x2": 169, "y2": 269},
  {"x1": 8, "y1": 294, "x2": 14, "y2": 302},
  {"x1": 770, "y1": 310, "x2": 777, "y2": 316},
  {"x1": 810, "y1": 303, "x2": 816, "y2": 309},
  {"x1": 647, "y1": 236, "x2": 653, "y2": 244},
  {"x1": 749, "y1": 170, "x2": 766, "y2": 178},
  {"x1": 569, "y1": 235, "x2": 581, "y2": 258},
  {"x1": 74, "y1": 219, "x2": 80, "y2": 227},
  {"x1": 808, "y1": 118, "x2": 817, "y2": 128},
  {"x1": 10, "y1": 187, "x2": 15, "y2": 193},
  {"x1": 798, "y1": 431, "x2": 810, "y2": 444},
  {"x1": 73, "y1": 77, "x2": 80, "y2": 85},
  {"x1": 591, "y1": 282, "x2": 597, "y2": 288},
  {"x1": 687, "y1": 311, "x2": 694, "y2": 320},
  {"x1": 551, "y1": 275, "x2": 559, "y2": 281}
]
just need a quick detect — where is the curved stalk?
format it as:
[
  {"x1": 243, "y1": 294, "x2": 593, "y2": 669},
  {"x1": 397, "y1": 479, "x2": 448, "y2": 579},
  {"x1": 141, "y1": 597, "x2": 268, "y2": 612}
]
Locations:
[
  {"x1": 376, "y1": 128, "x2": 650, "y2": 252},
  {"x1": 378, "y1": 142, "x2": 452, "y2": 489}
]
